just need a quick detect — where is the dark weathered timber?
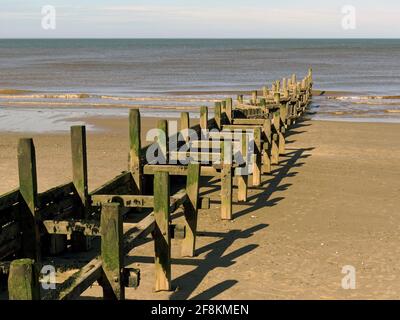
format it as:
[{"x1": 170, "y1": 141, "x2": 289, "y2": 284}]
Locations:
[
  {"x1": 8, "y1": 258, "x2": 40, "y2": 300},
  {"x1": 100, "y1": 203, "x2": 124, "y2": 300},
  {"x1": 153, "y1": 171, "x2": 171, "y2": 291},
  {"x1": 221, "y1": 140, "x2": 233, "y2": 220},
  {"x1": 181, "y1": 163, "x2": 200, "y2": 257},
  {"x1": 17, "y1": 138, "x2": 41, "y2": 261},
  {"x1": 129, "y1": 109, "x2": 143, "y2": 193}
]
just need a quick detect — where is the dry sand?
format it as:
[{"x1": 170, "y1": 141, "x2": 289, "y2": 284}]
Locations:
[{"x1": 1, "y1": 117, "x2": 400, "y2": 299}]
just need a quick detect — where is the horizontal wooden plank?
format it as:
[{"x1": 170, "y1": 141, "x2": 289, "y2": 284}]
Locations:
[
  {"x1": 0, "y1": 221, "x2": 19, "y2": 244},
  {"x1": 57, "y1": 258, "x2": 103, "y2": 300},
  {"x1": 0, "y1": 238, "x2": 20, "y2": 260},
  {"x1": 37, "y1": 182, "x2": 75, "y2": 208},
  {"x1": 43, "y1": 219, "x2": 101, "y2": 236},
  {"x1": 91, "y1": 194, "x2": 155, "y2": 208},
  {"x1": 143, "y1": 164, "x2": 221, "y2": 177},
  {"x1": 169, "y1": 151, "x2": 222, "y2": 163},
  {"x1": 0, "y1": 189, "x2": 19, "y2": 211},
  {"x1": 232, "y1": 119, "x2": 266, "y2": 125}
]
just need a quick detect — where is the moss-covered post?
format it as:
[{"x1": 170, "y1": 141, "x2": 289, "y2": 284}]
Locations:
[
  {"x1": 100, "y1": 203, "x2": 124, "y2": 300},
  {"x1": 225, "y1": 98, "x2": 233, "y2": 124},
  {"x1": 200, "y1": 106, "x2": 208, "y2": 131},
  {"x1": 129, "y1": 109, "x2": 143, "y2": 193},
  {"x1": 181, "y1": 163, "x2": 200, "y2": 257},
  {"x1": 272, "y1": 111, "x2": 280, "y2": 165},
  {"x1": 180, "y1": 112, "x2": 190, "y2": 143},
  {"x1": 252, "y1": 128, "x2": 262, "y2": 186},
  {"x1": 158, "y1": 119, "x2": 168, "y2": 164},
  {"x1": 8, "y1": 258, "x2": 40, "y2": 300},
  {"x1": 70, "y1": 125, "x2": 90, "y2": 253},
  {"x1": 262, "y1": 119, "x2": 272, "y2": 174},
  {"x1": 251, "y1": 90, "x2": 258, "y2": 105},
  {"x1": 220, "y1": 100, "x2": 227, "y2": 125},
  {"x1": 237, "y1": 132, "x2": 248, "y2": 202},
  {"x1": 263, "y1": 86, "x2": 269, "y2": 98},
  {"x1": 291, "y1": 74, "x2": 297, "y2": 88},
  {"x1": 17, "y1": 138, "x2": 41, "y2": 262},
  {"x1": 221, "y1": 139, "x2": 233, "y2": 220},
  {"x1": 153, "y1": 172, "x2": 171, "y2": 291},
  {"x1": 214, "y1": 102, "x2": 222, "y2": 130}
]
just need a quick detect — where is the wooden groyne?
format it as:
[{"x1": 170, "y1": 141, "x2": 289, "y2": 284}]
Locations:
[{"x1": 0, "y1": 69, "x2": 313, "y2": 300}]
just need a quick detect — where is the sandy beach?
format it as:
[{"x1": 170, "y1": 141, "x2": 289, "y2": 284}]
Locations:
[{"x1": 1, "y1": 116, "x2": 400, "y2": 299}]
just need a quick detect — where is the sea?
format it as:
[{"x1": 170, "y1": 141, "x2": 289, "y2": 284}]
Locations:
[{"x1": 0, "y1": 39, "x2": 399, "y2": 132}]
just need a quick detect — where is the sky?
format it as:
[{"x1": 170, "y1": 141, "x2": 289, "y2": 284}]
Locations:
[{"x1": 0, "y1": 0, "x2": 399, "y2": 38}]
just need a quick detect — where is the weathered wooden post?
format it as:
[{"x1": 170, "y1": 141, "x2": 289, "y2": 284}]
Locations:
[
  {"x1": 158, "y1": 120, "x2": 168, "y2": 164},
  {"x1": 70, "y1": 125, "x2": 91, "y2": 252},
  {"x1": 237, "y1": 132, "x2": 248, "y2": 202},
  {"x1": 221, "y1": 139, "x2": 233, "y2": 220},
  {"x1": 252, "y1": 127, "x2": 262, "y2": 186},
  {"x1": 274, "y1": 92, "x2": 281, "y2": 104},
  {"x1": 100, "y1": 203, "x2": 124, "y2": 300},
  {"x1": 200, "y1": 106, "x2": 208, "y2": 131},
  {"x1": 263, "y1": 86, "x2": 269, "y2": 98},
  {"x1": 153, "y1": 171, "x2": 171, "y2": 291},
  {"x1": 291, "y1": 74, "x2": 297, "y2": 87},
  {"x1": 237, "y1": 95, "x2": 244, "y2": 104},
  {"x1": 271, "y1": 112, "x2": 280, "y2": 165},
  {"x1": 8, "y1": 258, "x2": 40, "y2": 300},
  {"x1": 262, "y1": 119, "x2": 272, "y2": 174},
  {"x1": 17, "y1": 138, "x2": 41, "y2": 262},
  {"x1": 180, "y1": 112, "x2": 190, "y2": 143},
  {"x1": 251, "y1": 90, "x2": 258, "y2": 105},
  {"x1": 129, "y1": 109, "x2": 143, "y2": 192},
  {"x1": 225, "y1": 98, "x2": 233, "y2": 124},
  {"x1": 221, "y1": 100, "x2": 227, "y2": 124},
  {"x1": 181, "y1": 163, "x2": 200, "y2": 257},
  {"x1": 214, "y1": 102, "x2": 222, "y2": 130}
]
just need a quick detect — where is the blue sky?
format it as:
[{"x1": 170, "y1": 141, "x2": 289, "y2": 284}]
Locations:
[{"x1": 1, "y1": 0, "x2": 399, "y2": 38}]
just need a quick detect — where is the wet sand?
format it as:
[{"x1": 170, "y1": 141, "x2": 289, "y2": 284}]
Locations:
[{"x1": 1, "y1": 117, "x2": 400, "y2": 299}]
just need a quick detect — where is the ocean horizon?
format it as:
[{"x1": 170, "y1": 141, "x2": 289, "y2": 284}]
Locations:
[{"x1": 1, "y1": 38, "x2": 400, "y2": 131}]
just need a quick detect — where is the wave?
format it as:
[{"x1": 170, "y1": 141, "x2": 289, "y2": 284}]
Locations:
[
  {"x1": 0, "y1": 101, "x2": 200, "y2": 110},
  {"x1": 0, "y1": 92, "x2": 217, "y2": 102},
  {"x1": 0, "y1": 93, "x2": 91, "y2": 99},
  {"x1": 328, "y1": 95, "x2": 400, "y2": 101}
]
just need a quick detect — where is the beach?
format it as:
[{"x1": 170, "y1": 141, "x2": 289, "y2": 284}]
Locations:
[{"x1": 2, "y1": 116, "x2": 400, "y2": 299}]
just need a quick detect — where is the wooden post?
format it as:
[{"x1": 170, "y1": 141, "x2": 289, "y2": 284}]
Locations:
[
  {"x1": 252, "y1": 128, "x2": 262, "y2": 187},
  {"x1": 158, "y1": 120, "x2": 168, "y2": 164},
  {"x1": 221, "y1": 100, "x2": 227, "y2": 124},
  {"x1": 237, "y1": 95, "x2": 244, "y2": 104},
  {"x1": 181, "y1": 163, "x2": 200, "y2": 257},
  {"x1": 221, "y1": 140, "x2": 232, "y2": 220},
  {"x1": 291, "y1": 74, "x2": 297, "y2": 87},
  {"x1": 17, "y1": 138, "x2": 41, "y2": 262},
  {"x1": 263, "y1": 86, "x2": 269, "y2": 98},
  {"x1": 237, "y1": 132, "x2": 248, "y2": 202},
  {"x1": 274, "y1": 92, "x2": 281, "y2": 104},
  {"x1": 180, "y1": 112, "x2": 190, "y2": 143},
  {"x1": 100, "y1": 203, "x2": 124, "y2": 300},
  {"x1": 153, "y1": 172, "x2": 171, "y2": 291},
  {"x1": 129, "y1": 109, "x2": 143, "y2": 193},
  {"x1": 262, "y1": 119, "x2": 272, "y2": 174},
  {"x1": 272, "y1": 111, "x2": 280, "y2": 165},
  {"x1": 8, "y1": 259, "x2": 40, "y2": 300},
  {"x1": 225, "y1": 98, "x2": 232, "y2": 124},
  {"x1": 214, "y1": 102, "x2": 222, "y2": 130},
  {"x1": 200, "y1": 106, "x2": 208, "y2": 131},
  {"x1": 251, "y1": 90, "x2": 258, "y2": 105},
  {"x1": 70, "y1": 126, "x2": 90, "y2": 252}
]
